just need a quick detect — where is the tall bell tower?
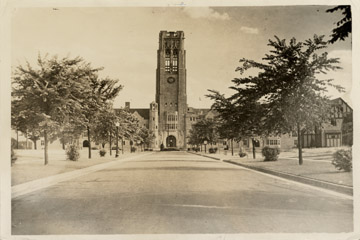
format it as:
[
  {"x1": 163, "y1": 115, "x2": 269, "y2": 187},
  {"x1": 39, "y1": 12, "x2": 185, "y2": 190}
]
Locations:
[{"x1": 156, "y1": 31, "x2": 187, "y2": 149}]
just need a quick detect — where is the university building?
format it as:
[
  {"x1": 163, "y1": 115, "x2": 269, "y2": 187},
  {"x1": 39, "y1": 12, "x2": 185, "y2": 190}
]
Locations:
[
  {"x1": 12, "y1": 30, "x2": 352, "y2": 152},
  {"x1": 117, "y1": 31, "x2": 217, "y2": 150}
]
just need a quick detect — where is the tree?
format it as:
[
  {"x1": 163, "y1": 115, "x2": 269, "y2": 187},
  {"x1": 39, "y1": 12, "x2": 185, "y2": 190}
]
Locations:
[
  {"x1": 228, "y1": 35, "x2": 343, "y2": 165},
  {"x1": 82, "y1": 77, "x2": 122, "y2": 159},
  {"x1": 207, "y1": 90, "x2": 264, "y2": 158},
  {"x1": 91, "y1": 106, "x2": 119, "y2": 154},
  {"x1": 187, "y1": 118, "x2": 218, "y2": 153},
  {"x1": 138, "y1": 127, "x2": 156, "y2": 149},
  {"x1": 12, "y1": 55, "x2": 101, "y2": 165},
  {"x1": 327, "y1": 5, "x2": 351, "y2": 44}
]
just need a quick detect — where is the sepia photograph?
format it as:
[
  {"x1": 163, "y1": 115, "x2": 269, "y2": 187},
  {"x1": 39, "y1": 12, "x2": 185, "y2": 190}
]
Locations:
[{"x1": 1, "y1": 1, "x2": 358, "y2": 239}]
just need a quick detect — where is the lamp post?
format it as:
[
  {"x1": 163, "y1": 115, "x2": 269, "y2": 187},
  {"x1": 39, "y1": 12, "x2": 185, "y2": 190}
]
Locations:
[
  {"x1": 204, "y1": 140, "x2": 208, "y2": 153},
  {"x1": 115, "y1": 122, "x2": 119, "y2": 157}
]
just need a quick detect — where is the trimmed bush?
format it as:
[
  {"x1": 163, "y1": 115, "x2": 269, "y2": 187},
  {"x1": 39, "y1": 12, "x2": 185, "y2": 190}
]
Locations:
[
  {"x1": 131, "y1": 147, "x2": 137, "y2": 153},
  {"x1": 209, "y1": 147, "x2": 218, "y2": 154},
  {"x1": 239, "y1": 152, "x2": 247, "y2": 158},
  {"x1": 262, "y1": 146, "x2": 280, "y2": 161},
  {"x1": 66, "y1": 144, "x2": 80, "y2": 161},
  {"x1": 332, "y1": 148, "x2": 352, "y2": 172},
  {"x1": 192, "y1": 147, "x2": 200, "y2": 152},
  {"x1": 99, "y1": 149, "x2": 106, "y2": 157}
]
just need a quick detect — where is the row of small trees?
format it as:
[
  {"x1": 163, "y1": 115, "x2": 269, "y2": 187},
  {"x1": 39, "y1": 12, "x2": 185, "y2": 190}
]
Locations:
[{"x1": 11, "y1": 55, "x2": 154, "y2": 165}]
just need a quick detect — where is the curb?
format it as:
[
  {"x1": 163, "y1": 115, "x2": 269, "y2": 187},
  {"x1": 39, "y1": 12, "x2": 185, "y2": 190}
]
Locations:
[
  {"x1": 12, "y1": 152, "x2": 154, "y2": 199},
  {"x1": 188, "y1": 151, "x2": 353, "y2": 196}
]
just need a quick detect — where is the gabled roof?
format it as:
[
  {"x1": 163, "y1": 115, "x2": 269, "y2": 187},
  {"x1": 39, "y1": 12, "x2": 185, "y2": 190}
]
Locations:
[
  {"x1": 331, "y1": 97, "x2": 352, "y2": 111},
  {"x1": 129, "y1": 108, "x2": 149, "y2": 120}
]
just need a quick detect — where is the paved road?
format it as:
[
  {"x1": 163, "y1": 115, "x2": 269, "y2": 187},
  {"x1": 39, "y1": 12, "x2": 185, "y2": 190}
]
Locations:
[{"x1": 12, "y1": 151, "x2": 353, "y2": 234}]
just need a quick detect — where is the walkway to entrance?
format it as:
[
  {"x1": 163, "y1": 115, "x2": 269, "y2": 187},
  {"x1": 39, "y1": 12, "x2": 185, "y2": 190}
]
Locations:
[{"x1": 166, "y1": 135, "x2": 176, "y2": 148}]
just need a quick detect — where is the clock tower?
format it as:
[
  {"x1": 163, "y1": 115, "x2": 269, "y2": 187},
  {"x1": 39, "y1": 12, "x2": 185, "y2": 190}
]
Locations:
[{"x1": 156, "y1": 31, "x2": 187, "y2": 149}]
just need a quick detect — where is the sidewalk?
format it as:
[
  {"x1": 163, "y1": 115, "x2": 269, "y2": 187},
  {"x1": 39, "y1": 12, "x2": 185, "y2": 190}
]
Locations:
[
  {"x1": 11, "y1": 149, "x2": 147, "y2": 186},
  {"x1": 189, "y1": 148, "x2": 353, "y2": 196}
]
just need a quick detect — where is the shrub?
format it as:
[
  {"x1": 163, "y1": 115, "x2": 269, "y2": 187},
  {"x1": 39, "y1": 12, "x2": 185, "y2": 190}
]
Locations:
[
  {"x1": 239, "y1": 152, "x2": 247, "y2": 158},
  {"x1": 99, "y1": 149, "x2": 106, "y2": 157},
  {"x1": 11, "y1": 147, "x2": 17, "y2": 166},
  {"x1": 131, "y1": 146, "x2": 137, "y2": 153},
  {"x1": 262, "y1": 146, "x2": 280, "y2": 161},
  {"x1": 66, "y1": 144, "x2": 80, "y2": 161},
  {"x1": 192, "y1": 147, "x2": 200, "y2": 152},
  {"x1": 238, "y1": 147, "x2": 247, "y2": 158},
  {"x1": 332, "y1": 148, "x2": 352, "y2": 172},
  {"x1": 209, "y1": 147, "x2": 218, "y2": 154}
]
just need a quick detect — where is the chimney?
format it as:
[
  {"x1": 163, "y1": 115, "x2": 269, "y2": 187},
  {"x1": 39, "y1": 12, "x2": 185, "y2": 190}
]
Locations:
[{"x1": 125, "y1": 102, "x2": 130, "y2": 110}]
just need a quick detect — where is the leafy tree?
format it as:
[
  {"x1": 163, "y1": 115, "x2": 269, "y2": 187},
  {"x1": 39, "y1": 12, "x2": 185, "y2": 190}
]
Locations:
[
  {"x1": 113, "y1": 109, "x2": 142, "y2": 153},
  {"x1": 207, "y1": 90, "x2": 264, "y2": 157},
  {"x1": 187, "y1": 118, "x2": 218, "y2": 153},
  {"x1": 12, "y1": 55, "x2": 100, "y2": 165},
  {"x1": 229, "y1": 35, "x2": 343, "y2": 165},
  {"x1": 91, "y1": 106, "x2": 119, "y2": 155},
  {"x1": 327, "y1": 5, "x2": 351, "y2": 44},
  {"x1": 138, "y1": 127, "x2": 156, "y2": 149},
  {"x1": 82, "y1": 77, "x2": 122, "y2": 159}
]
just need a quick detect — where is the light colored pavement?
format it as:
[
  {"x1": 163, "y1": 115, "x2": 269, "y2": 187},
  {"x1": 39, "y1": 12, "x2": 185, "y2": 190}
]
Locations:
[{"x1": 12, "y1": 151, "x2": 353, "y2": 234}]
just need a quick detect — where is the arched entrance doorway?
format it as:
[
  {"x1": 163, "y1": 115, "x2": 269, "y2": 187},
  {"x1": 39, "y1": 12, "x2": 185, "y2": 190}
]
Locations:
[
  {"x1": 83, "y1": 140, "x2": 89, "y2": 148},
  {"x1": 166, "y1": 135, "x2": 176, "y2": 148}
]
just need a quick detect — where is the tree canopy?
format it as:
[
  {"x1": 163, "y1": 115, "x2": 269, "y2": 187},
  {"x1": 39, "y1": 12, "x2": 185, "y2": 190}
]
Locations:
[
  {"x1": 11, "y1": 54, "x2": 122, "y2": 164},
  {"x1": 208, "y1": 35, "x2": 343, "y2": 164},
  {"x1": 327, "y1": 5, "x2": 352, "y2": 44}
]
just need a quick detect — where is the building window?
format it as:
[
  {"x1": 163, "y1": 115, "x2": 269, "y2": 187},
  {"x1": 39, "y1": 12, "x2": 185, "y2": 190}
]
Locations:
[
  {"x1": 243, "y1": 139, "x2": 248, "y2": 146},
  {"x1": 266, "y1": 139, "x2": 280, "y2": 146},
  {"x1": 165, "y1": 57, "x2": 170, "y2": 72},
  {"x1": 331, "y1": 119, "x2": 337, "y2": 126},
  {"x1": 294, "y1": 139, "x2": 298, "y2": 147},
  {"x1": 153, "y1": 117, "x2": 155, "y2": 121},
  {"x1": 165, "y1": 102, "x2": 167, "y2": 106},
  {"x1": 41, "y1": 140, "x2": 45, "y2": 146}
]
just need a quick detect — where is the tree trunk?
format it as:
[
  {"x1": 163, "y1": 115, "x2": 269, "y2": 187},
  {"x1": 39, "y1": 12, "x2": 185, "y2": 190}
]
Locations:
[
  {"x1": 297, "y1": 123, "x2": 303, "y2": 165},
  {"x1": 252, "y1": 138, "x2": 256, "y2": 159},
  {"x1": 32, "y1": 139, "x2": 37, "y2": 150},
  {"x1": 87, "y1": 126, "x2": 91, "y2": 159},
  {"x1": 121, "y1": 138, "x2": 124, "y2": 154},
  {"x1": 44, "y1": 130, "x2": 49, "y2": 165},
  {"x1": 62, "y1": 133, "x2": 65, "y2": 150},
  {"x1": 109, "y1": 133, "x2": 112, "y2": 156},
  {"x1": 16, "y1": 130, "x2": 19, "y2": 149},
  {"x1": 25, "y1": 131, "x2": 28, "y2": 149},
  {"x1": 231, "y1": 139, "x2": 234, "y2": 156}
]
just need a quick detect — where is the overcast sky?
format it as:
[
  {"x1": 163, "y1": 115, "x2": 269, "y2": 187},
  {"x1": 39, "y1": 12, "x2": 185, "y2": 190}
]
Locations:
[{"x1": 11, "y1": 6, "x2": 352, "y2": 108}]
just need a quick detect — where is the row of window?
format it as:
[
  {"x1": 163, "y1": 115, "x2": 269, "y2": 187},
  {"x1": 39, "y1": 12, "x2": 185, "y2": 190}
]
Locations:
[
  {"x1": 167, "y1": 114, "x2": 178, "y2": 122},
  {"x1": 165, "y1": 57, "x2": 178, "y2": 72},
  {"x1": 165, "y1": 102, "x2": 177, "y2": 107},
  {"x1": 189, "y1": 117, "x2": 200, "y2": 121},
  {"x1": 266, "y1": 139, "x2": 281, "y2": 146},
  {"x1": 166, "y1": 123, "x2": 177, "y2": 130}
]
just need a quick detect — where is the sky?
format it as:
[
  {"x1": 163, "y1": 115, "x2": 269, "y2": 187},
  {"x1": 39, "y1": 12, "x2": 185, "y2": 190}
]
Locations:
[{"x1": 11, "y1": 6, "x2": 352, "y2": 109}]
